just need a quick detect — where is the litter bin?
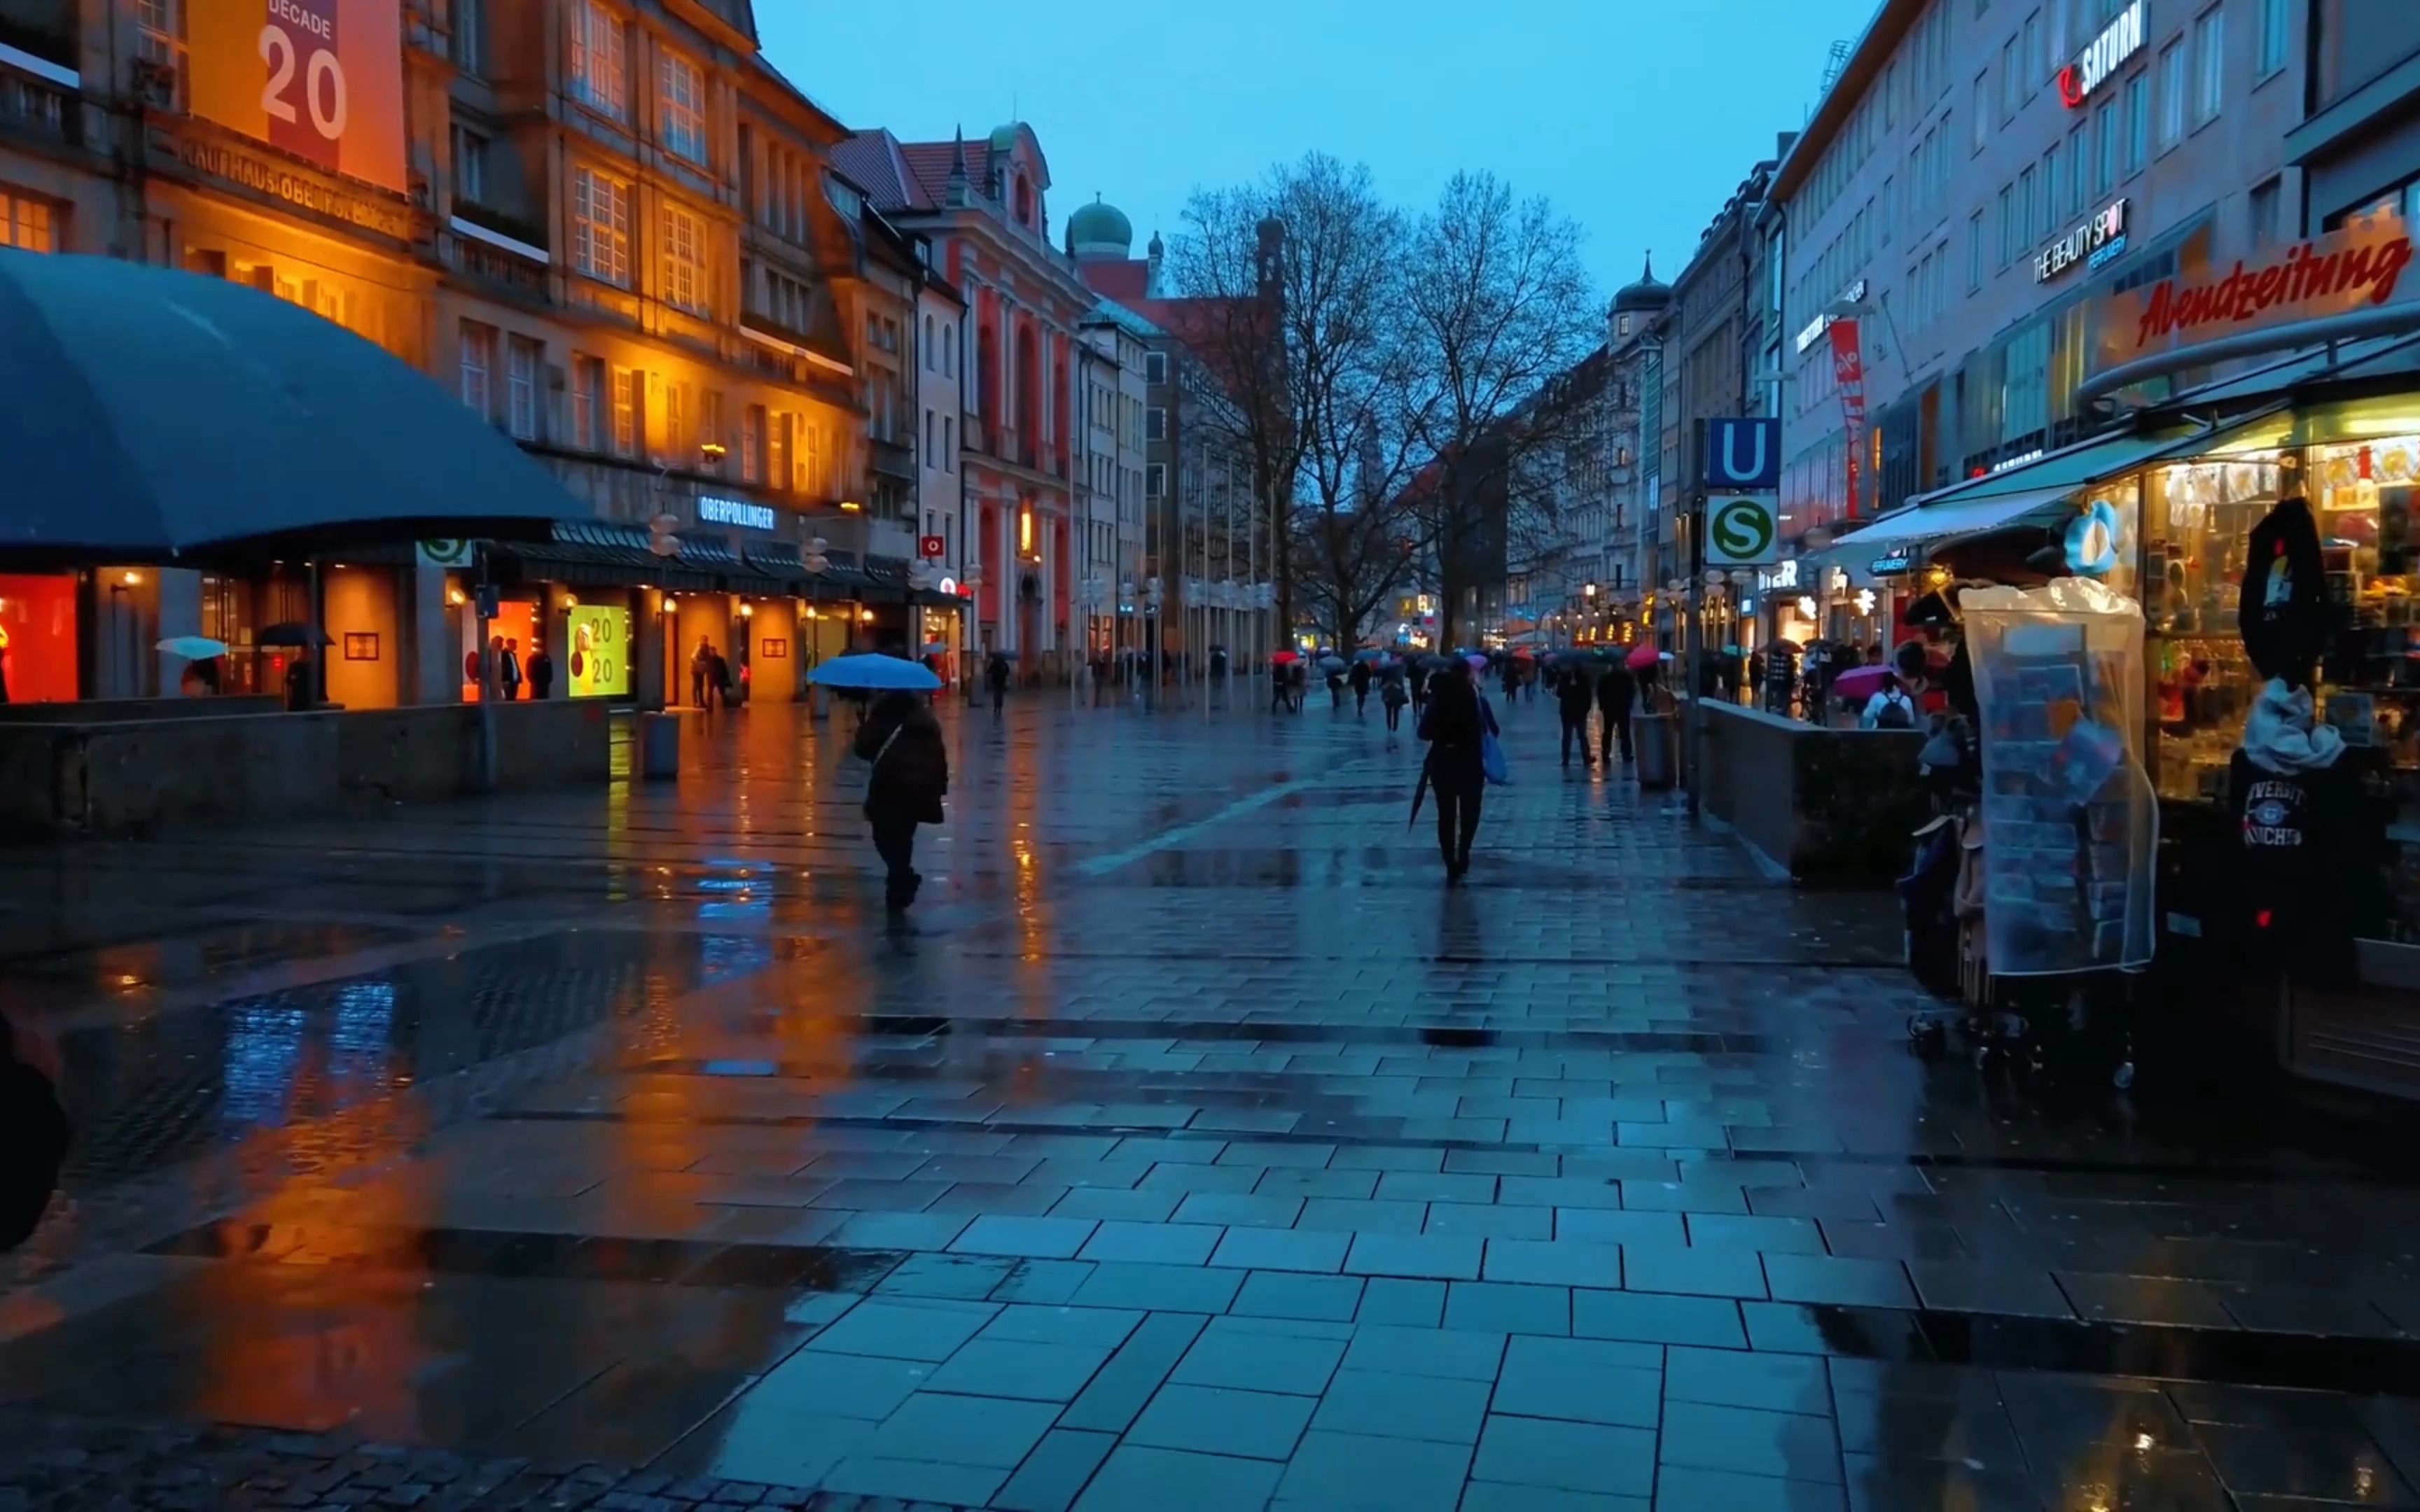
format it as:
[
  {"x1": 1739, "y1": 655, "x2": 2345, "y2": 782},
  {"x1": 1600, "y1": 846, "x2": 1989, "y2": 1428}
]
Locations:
[
  {"x1": 638, "y1": 710, "x2": 679, "y2": 780},
  {"x1": 1633, "y1": 710, "x2": 1676, "y2": 790},
  {"x1": 811, "y1": 683, "x2": 832, "y2": 721}
]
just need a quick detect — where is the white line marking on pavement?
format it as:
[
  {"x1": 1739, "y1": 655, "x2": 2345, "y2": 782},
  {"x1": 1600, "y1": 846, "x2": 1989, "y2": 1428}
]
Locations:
[{"x1": 1071, "y1": 772, "x2": 1340, "y2": 878}]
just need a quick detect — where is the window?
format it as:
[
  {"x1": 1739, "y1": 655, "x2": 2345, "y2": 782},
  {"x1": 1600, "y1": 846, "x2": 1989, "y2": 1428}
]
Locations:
[
  {"x1": 2067, "y1": 127, "x2": 2087, "y2": 213},
  {"x1": 2094, "y1": 100, "x2": 2116, "y2": 195},
  {"x1": 2157, "y1": 41, "x2": 2186, "y2": 150},
  {"x1": 2193, "y1": 6, "x2": 2224, "y2": 125},
  {"x1": 2123, "y1": 72, "x2": 2148, "y2": 174},
  {"x1": 506, "y1": 335, "x2": 539, "y2": 440},
  {"x1": 571, "y1": 354, "x2": 602, "y2": 450},
  {"x1": 459, "y1": 321, "x2": 495, "y2": 418},
  {"x1": 569, "y1": 0, "x2": 625, "y2": 120},
  {"x1": 943, "y1": 415, "x2": 954, "y2": 470},
  {"x1": 1968, "y1": 209, "x2": 1984, "y2": 290},
  {"x1": 768, "y1": 410, "x2": 789, "y2": 485},
  {"x1": 610, "y1": 367, "x2": 637, "y2": 457},
  {"x1": 2256, "y1": 0, "x2": 2289, "y2": 78},
  {"x1": 945, "y1": 323, "x2": 959, "y2": 377},
  {"x1": 136, "y1": 0, "x2": 185, "y2": 97},
  {"x1": 661, "y1": 204, "x2": 704, "y2": 314},
  {"x1": 797, "y1": 418, "x2": 823, "y2": 495},
  {"x1": 571, "y1": 167, "x2": 631, "y2": 286},
  {"x1": 2250, "y1": 177, "x2": 2282, "y2": 251},
  {"x1": 1146, "y1": 407, "x2": 1166, "y2": 440},
  {"x1": 663, "y1": 382, "x2": 687, "y2": 458},
  {"x1": 1972, "y1": 72, "x2": 1990, "y2": 150},
  {"x1": 1146, "y1": 462, "x2": 1166, "y2": 498},
  {"x1": 2001, "y1": 37, "x2": 2019, "y2": 120},
  {"x1": 452, "y1": 0, "x2": 485, "y2": 76},
  {"x1": 2024, "y1": 8, "x2": 2044, "y2": 82},
  {"x1": 925, "y1": 407, "x2": 936, "y2": 460},
  {"x1": 742, "y1": 404, "x2": 764, "y2": 482},
  {"x1": 659, "y1": 50, "x2": 707, "y2": 164},
  {"x1": 450, "y1": 125, "x2": 487, "y2": 205},
  {"x1": 1997, "y1": 183, "x2": 2014, "y2": 266},
  {"x1": 2017, "y1": 166, "x2": 2035, "y2": 247},
  {"x1": 923, "y1": 314, "x2": 936, "y2": 369},
  {"x1": 2043, "y1": 148, "x2": 2060, "y2": 234},
  {"x1": 701, "y1": 390, "x2": 724, "y2": 461},
  {"x1": 1145, "y1": 351, "x2": 1167, "y2": 384},
  {"x1": 0, "y1": 190, "x2": 55, "y2": 252}
]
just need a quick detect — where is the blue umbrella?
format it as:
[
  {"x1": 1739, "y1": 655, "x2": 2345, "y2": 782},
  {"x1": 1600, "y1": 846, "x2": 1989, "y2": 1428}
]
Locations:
[{"x1": 809, "y1": 654, "x2": 940, "y2": 691}]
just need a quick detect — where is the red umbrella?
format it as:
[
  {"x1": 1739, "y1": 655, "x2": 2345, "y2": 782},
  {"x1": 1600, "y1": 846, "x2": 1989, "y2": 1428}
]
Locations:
[
  {"x1": 1830, "y1": 664, "x2": 1896, "y2": 702},
  {"x1": 1270, "y1": 650, "x2": 1301, "y2": 664},
  {"x1": 1625, "y1": 645, "x2": 1660, "y2": 671},
  {"x1": 1510, "y1": 648, "x2": 1536, "y2": 660}
]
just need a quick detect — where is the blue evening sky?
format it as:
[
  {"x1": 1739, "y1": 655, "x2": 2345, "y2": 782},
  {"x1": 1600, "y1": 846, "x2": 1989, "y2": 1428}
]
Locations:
[{"x1": 759, "y1": 0, "x2": 1880, "y2": 298}]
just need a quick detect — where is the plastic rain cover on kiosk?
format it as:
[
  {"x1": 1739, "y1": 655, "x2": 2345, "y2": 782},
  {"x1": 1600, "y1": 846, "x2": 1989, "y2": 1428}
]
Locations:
[{"x1": 1961, "y1": 578, "x2": 2157, "y2": 976}]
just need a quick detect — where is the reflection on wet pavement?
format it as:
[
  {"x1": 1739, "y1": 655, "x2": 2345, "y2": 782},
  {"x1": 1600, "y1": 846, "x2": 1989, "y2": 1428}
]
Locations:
[{"x1": 3, "y1": 697, "x2": 2417, "y2": 1510}]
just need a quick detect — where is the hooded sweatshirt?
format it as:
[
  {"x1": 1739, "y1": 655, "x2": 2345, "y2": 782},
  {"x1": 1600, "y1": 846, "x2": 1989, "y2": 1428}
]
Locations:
[{"x1": 2227, "y1": 679, "x2": 2373, "y2": 985}]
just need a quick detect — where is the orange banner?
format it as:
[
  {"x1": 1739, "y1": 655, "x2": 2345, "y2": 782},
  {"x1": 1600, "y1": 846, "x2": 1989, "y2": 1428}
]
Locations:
[{"x1": 190, "y1": 0, "x2": 406, "y2": 195}]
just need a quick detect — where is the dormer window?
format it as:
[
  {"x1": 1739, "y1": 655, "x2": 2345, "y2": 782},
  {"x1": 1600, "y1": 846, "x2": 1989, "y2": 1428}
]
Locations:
[
  {"x1": 825, "y1": 174, "x2": 862, "y2": 220},
  {"x1": 1015, "y1": 176, "x2": 1033, "y2": 225}
]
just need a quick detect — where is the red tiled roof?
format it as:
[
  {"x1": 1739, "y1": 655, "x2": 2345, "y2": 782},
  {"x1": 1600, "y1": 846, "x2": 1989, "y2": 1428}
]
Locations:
[
  {"x1": 830, "y1": 132, "x2": 929, "y2": 213},
  {"x1": 1077, "y1": 259, "x2": 1150, "y2": 300},
  {"x1": 898, "y1": 143, "x2": 964, "y2": 209}
]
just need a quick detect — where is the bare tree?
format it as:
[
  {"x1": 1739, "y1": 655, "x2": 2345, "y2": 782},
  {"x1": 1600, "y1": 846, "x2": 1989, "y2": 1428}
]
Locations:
[{"x1": 1395, "y1": 172, "x2": 1599, "y2": 650}]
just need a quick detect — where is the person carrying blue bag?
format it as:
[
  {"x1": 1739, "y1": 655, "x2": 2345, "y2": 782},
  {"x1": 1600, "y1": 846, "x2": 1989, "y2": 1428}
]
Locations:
[{"x1": 1412, "y1": 659, "x2": 1504, "y2": 884}]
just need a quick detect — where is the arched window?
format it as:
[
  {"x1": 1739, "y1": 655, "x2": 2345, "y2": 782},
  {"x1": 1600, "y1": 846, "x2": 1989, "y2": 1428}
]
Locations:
[
  {"x1": 947, "y1": 323, "x2": 959, "y2": 378},
  {"x1": 923, "y1": 314, "x2": 935, "y2": 369}
]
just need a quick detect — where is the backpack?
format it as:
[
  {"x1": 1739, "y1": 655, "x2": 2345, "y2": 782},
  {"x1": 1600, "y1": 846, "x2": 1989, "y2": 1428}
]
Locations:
[{"x1": 1874, "y1": 689, "x2": 1917, "y2": 729}]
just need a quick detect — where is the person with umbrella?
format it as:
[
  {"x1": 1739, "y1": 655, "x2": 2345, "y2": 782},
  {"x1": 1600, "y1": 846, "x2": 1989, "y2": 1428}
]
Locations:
[
  {"x1": 1597, "y1": 651, "x2": 1636, "y2": 766},
  {"x1": 851, "y1": 684, "x2": 949, "y2": 916},
  {"x1": 1380, "y1": 658, "x2": 1409, "y2": 736},
  {"x1": 1348, "y1": 654, "x2": 1373, "y2": 716},
  {"x1": 1270, "y1": 652, "x2": 1295, "y2": 713},
  {"x1": 1415, "y1": 659, "x2": 1496, "y2": 884}
]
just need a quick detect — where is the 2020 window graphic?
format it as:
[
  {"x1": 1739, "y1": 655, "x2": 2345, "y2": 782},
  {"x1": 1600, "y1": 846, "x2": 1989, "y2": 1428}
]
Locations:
[{"x1": 189, "y1": 0, "x2": 407, "y2": 195}]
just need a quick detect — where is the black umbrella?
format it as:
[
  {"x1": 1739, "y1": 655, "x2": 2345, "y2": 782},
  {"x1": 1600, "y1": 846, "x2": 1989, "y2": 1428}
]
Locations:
[
  {"x1": 257, "y1": 622, "x2": 333, "y2": 649},
  {"x1": 0, "y1": 251, "x2": 581, "y2": 562}
]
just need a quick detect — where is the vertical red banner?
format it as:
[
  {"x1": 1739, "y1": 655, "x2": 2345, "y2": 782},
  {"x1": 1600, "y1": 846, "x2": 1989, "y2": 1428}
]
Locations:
[
  {"x1": 1828, "y1": 318, "x2": 1867, "y2": 519},
  {"x1": 264, "y1": 0, "x2": 341, "y2": 172}
]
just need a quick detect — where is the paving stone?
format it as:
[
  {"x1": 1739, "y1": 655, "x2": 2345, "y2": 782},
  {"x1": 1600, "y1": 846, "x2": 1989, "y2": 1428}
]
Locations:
[
  {"x1": 803, "y1": 1298, "x2": 997, "y2": 1362},
  {"x1": 1571, "y1": 1289, "x2": 1746, "y2": 1348},
  {"x1": 1231, "y1": 1271, "x2": 1365, "y2": 1322},
  {"x1": 1171, "y1": 1325, "x2": 1345, "y2": 1396},
  {"x1": 1312, "y1": 1369, "x2": 1494, "y2": 1444},
  {"x1": 947, "y1": 1214, "x2": 1099, "y2": 1259},
  {"x1": 987, "y1": 1429, "x2": 1118, "y2": 1512},
  {"x1": 920, "y1": 1339, "x2": 1111, "y2": 1401},
  {"x1": 1073, "y1": 1221, "x2": 1223, "y2": 1266},
  {"x1": 1276, "y1": 1429, "x2": 1472, "y2": 1511},
  {"x1": 1208, "y1": 1226, "x2": 1349, "y2": 1274},
  {"x1": 1489, "y1": 1336, "x2": 1662, "y2": 1428},
  {"x1": 1169, "y1": 1194, "x2": 1302, "y2": 1230},
  {"x1": 1443, "y1": 1281, "x2": 1571, "y2": 1336},
  {"x1": 1126, "y1": 1383, "x2": 1314, "y2": 1461},
  {"x1": 1059, "y1": 1313, "x2": 1210, "y2": 1435},
  {"x1": 1344, "y1": 1233, "x2": 1484, "y2": 1281},
  {"x1": 1422, "y1": 1203, "x2": 1553, "y2": 1241},
  {"x1": 1342, "y1": 1324, "x2": 1507, "y2": 1382},
  {"x1": 1657, "y1": 1400, "x2": 1844, "y2": 1483},
  {"x1": 1297, "y1": 1198, "x2": 1431, "y2": 1234},
  {"x1": 1470, "y1": 1414, "x2": 1655, "y2": 1499},
  {"x1": 1481, "y1": 1239, "x2": 1622, "y2": 1289},
  {"x1": 1355, "y1": 1277, "x2": 1448, "y2": 1327},
  {"x1": 1067, "y1": 1261, "x2": 1243, "y2": 1315},
  {"x1": 1760, "y1": 1253, "x2": 1919, "y2": 1310},
  {"x1": 863, "y1": 1392, "x2": 1059, "y2": 1467},
  {"x1": 1620, "y1": 1241, "x2": 1769, "y2": 1298},
  {"x1": 1069, "y1": 1445, "x2": 1280, "y2": 1511}
]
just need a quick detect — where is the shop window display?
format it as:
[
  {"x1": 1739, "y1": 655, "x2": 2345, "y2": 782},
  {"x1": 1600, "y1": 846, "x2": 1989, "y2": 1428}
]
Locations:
[{"x1": 2145, "y1": 451, "x2": 2283, "y2": 800}]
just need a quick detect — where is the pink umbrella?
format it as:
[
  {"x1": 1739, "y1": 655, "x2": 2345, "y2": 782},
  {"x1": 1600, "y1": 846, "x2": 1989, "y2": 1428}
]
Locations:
[
  {"x1": 1625, "y1": 645, "x2": 1660, "y2": 671},
  {"x1": 1463, "y1": 654, "x2": 1488, "y2": 670},
  {"x1": 1830, "y1": 664, "x2": 1896, "y2": 702}
]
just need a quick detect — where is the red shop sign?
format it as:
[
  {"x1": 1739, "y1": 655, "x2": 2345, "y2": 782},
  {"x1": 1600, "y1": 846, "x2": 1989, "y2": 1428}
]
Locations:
[
  {"x1": 2093, "y1": 218, "x2": 2418, "y2": 374},
  {"x1": 1829, "y1": 318, "x2": 1867, "y2": 517}
]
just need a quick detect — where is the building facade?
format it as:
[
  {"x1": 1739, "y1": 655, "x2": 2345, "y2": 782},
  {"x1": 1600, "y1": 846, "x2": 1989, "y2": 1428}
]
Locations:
[
  {"x1": 0, "y1": 0, "x2": 924, "y2": 708},
  {"x1": 834, "y1": 123, "x2": 1096, "y2": 673},
  {"x1": 1765, "y1": 0, "x2": 2309, "y2": 559},
  {"x1": 2289, "y1": 0, "x2": 2420, "y2": 232}
]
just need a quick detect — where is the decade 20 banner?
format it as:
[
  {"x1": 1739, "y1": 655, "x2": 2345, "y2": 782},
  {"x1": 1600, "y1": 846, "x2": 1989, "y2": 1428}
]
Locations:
[
  {"x1": 190, "y1": 0, "x2": 408, "y2": 194},
  {"x1": 566, "y1": 606, "x2": 632, "y2": 699}
]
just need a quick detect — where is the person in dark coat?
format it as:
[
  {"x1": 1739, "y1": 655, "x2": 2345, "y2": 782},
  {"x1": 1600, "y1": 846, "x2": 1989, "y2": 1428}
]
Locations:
[
  {"x1": 1419, "y1": 660, "x2": 1495, "y2": 883},
  {"x1": 527, "y1": 642, "x2": 555, "y2": 699},
  {"x1": 1348, "y1": 657, "x2": 1372, "y2": 715},
  {"x1": 854, "y1": 689, "x2": 950, "y2": 914},
  {"x1": 1270, "y1": 659, "x2": 1293, "y2": 713},
  {"x1": 1557, "y1": 663, "x2": 1596, "y2": 768},
  {"x1": 1, "y1": 1011, "x2": 69, "y2": 1250},
  {"x1": 499, "y1": 638, "x2": 523, "y2": 701},
  {"x1": 1598, "y1": 659, "x2": 1636, "y2": 764},
  {"x1": 985, "y1": 651, "x2": 1013, "y2": 716}
]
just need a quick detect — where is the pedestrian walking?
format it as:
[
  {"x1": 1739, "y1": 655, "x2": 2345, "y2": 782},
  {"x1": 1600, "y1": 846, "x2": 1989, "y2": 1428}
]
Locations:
[
  {"x1": 1326, "y1": 667, "x2": 1345, "y2": 710},
  {"x1": 527, "y1": 640, "x2": 555, "y2": 699},
  {"x1": 1417, "y1": 659, "x2": 1497, "y2": 884},
  {"x1": 1349, "y1": 657, "x2": 1372, "y2": 715},
  {"x1": 1597, "y1": 657, "x2": 1636, "y2": 766},
  {"x1": 1, "y1": 1010, "x2": 67, "y2": 1250},
  {"x1": 1409, "y1": 663, "x2": 1430, "y2": 716},
  {"x1": 1270, "y1": 659, "x2": 1293, "y2": 713},
  {"x1": 985, "y1": 650, "x2": 1013, "y2": 716},
  {"x1": 499, "y1": 637, "x2": 523, "y2": 701},
  {"x1": 1381, "y1": 667, "x2": 1408, "y2": 734},
  {"x1": 1557, "y1": 662, "x2": 1596, "y2": 768},
  {"x1": 1290, "y1": 660, "x2": 1307, "y2": 713},
  {"x1": 690, "y1": 636, "x2": 715, "y2": 708},
  {"x1": 709, "y1": 645, "x2": 735, "y2": 709},
  {"x1": 852, "y1": 688, "x2": 949, "y2": 915}
]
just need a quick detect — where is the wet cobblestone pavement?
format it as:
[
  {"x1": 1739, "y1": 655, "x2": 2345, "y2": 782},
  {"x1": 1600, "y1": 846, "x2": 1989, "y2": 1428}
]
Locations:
[{"x1": 5, "y1": 694, "x2": 2420, "y2": 1509}]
